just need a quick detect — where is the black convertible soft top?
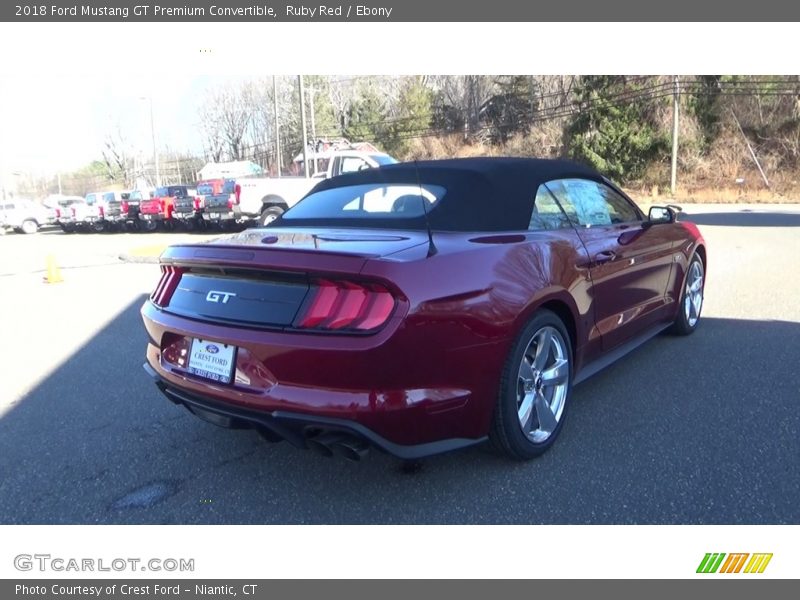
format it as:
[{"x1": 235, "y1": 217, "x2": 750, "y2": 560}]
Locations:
[{"x1": 291, "y1": 157, "x2": 608, "y2": 232}]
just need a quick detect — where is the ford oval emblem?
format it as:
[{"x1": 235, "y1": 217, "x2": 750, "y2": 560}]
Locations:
[
  {"x1": 261, "y1": 235, "x2": 279, "y2": 244},
  {"x1": 206, "y1": 344, "x2": 219, "y2": 354}
]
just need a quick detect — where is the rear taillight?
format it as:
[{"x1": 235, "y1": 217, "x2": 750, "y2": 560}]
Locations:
[
  {"x1": 296, "y1": 280, "x2": 396, "y2": 332},
  {"x1": 194, "y1": 197, "x2": 203, "y2": 211},
  {"x1": 55, "y1": 208, "x2": 61, "y2": 218},
  {"x1": 121, "y1": 201, "x2": 129, "y2": 214},
  {"x1": 98, "y1": 205, "x2": 105, "y2": 217},
  {"x1": 71, "y1": 207, "x2": 76, "y2": 217},
  {"x1": 234, "y1": 184, "x2": 241, "y2": 205},
  {"x1": 150, "y1": 265, "x2": 185, "y2": 307}
]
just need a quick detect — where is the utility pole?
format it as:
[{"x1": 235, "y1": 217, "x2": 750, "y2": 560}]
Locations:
[
  {"x1": 308, "y1": 83, "x2": 317, "y2": 174},
  {"x1": 298, "y1": 75, "x2": 310, "y2": 178},
  {"x1": 273, "y1": 75, "x2": 281, "y2": 178},
  {"x1": 141, "y1": 96, "x2": 160, "y2": 187},
  {"x1": 670, "y1": 76, "x2": 679, "y2": 196}
]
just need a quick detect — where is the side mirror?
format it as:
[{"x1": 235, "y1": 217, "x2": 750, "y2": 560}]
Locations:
[{"x1": 647, "y1": 205, "x2": 676, "y2": 225}]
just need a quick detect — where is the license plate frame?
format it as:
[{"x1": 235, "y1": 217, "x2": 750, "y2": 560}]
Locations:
[{"x1": 187, "y1": 338, "x2": 236, "y2": 384}]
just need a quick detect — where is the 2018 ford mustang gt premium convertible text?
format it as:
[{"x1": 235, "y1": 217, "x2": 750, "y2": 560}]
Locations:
[{"x1": 140, "y1": 158, "x2": 706, "y2": 461}]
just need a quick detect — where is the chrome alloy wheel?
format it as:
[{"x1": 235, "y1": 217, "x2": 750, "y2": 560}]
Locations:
[
  {"x1": 684, "y1": 260, "x2": 704, "y2": 328},
  {"x1": 516, "y1": 326, "x2": 569, "y2": 443}
]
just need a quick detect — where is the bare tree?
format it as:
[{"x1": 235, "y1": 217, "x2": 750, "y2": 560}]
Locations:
[
  {"x1": 101, "y1": 121, "x2": 135, "y2": 186},
  {"x1": 198, "y1": 81, "x2": 255, "y2": 162}
]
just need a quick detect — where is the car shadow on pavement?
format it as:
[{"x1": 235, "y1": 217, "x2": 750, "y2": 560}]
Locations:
[
  {"x1": 682, "y1": 210, "x2": 800, "y2": 227},
  {"x1": 0, "y1": 297, "x2": 798, "y2": 524}
]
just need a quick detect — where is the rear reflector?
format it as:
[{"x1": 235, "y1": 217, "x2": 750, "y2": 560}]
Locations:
[
  {"x1": 150, "y1": 265, "x2": 185, "y2": 307},
  {"x1": 296, "y1": 280, "x2": 395, "y2": 332}
]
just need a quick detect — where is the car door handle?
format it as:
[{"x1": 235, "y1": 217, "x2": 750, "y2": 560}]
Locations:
[{"x1": 594, "y1": 250, "x2": 617, "y2": 264}]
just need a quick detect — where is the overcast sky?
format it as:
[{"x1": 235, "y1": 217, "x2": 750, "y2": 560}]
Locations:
[
  {"x1": 0, "y1": 23, "x2": 296, "y2": 176},
  {"x1": 1, "y1": 21, "x2": 794, "y2": 177},
  {"x1": 1, "y1": 71, "x2": 217, "y2": 173}
]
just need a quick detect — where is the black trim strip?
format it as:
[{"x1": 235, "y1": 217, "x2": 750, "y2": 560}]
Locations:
[
  {"x1": 574, "y1": 321, "x2": 671, "y2": 386},
  {"x1": 143, "y1": 362, "x2": 486, "y2": 460}
]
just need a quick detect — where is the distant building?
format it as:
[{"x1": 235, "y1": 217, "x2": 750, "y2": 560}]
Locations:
[{"x1": 198, "y1": 161, "x2": 264, "y2": 181}]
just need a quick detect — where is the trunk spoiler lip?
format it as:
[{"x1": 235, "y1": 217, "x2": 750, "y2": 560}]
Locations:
[{"x1": 160, "y1": 243, "x2": 382, "y2": 262}]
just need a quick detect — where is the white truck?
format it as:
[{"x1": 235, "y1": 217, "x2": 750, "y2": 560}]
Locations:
[{"x1": 234, "y1": 149, "x2": 397, "y2": 226}]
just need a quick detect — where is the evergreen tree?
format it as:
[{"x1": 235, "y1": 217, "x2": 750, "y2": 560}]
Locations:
[{"x1": 567, "y1": 76, "x2": 666, "y2": 181}]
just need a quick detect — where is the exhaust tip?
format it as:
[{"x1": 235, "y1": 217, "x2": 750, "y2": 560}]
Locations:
[
  {"x1": 331, "y1": 439, "x2": 370, "y2": 462},
  {"x1": 305, "y1": 431, "x2": 347, "y2": 458},
  {"x1": 306, "y1": 438, "x2": 335, "y2": 457}
]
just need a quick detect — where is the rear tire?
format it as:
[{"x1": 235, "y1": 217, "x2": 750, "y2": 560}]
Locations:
[
  {"x1": 670, "y1": 254, "x2": 705, "y2": 336},
  {"x1": 489, "y1": 309, "x2": 573, "y2": 460},
  {"x1": 260, "y1": 206, "x2": 284, "y2": 227},
  {"x1": 21, "y1": 220, "x2": 38, "y2": 234},
  {"x1": 140, "y1": 220, "x2": 158, "y2": 233}
]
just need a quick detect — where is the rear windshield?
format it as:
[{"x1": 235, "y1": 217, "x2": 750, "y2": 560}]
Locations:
[
  {"x1": 197, "y1": 180, "x2": 236, "y2": 195},
  {"x1": 155, "y1": 186, "x2": 189, "y2": 198},
  {"x1": 129, "y1": 191, "x2": 145, "y2": 200},
  {"x1": 281, "y1": 183, "x2": 445, "y2": 223},
  {"x1": 102, "y1": 192, "x2": 116, "y2": 202}
]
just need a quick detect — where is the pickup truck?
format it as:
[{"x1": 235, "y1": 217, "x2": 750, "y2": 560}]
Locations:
[
  {"x1": 51, "y1": 196, "x2": 86, "y2": 233},
  {"x1": 72, "y1": 192, "x2": 107, "y2": 232},
  {"x1": 119, "y1": 190, "x2": 149, "y2": 230},
  {"x1": 171, "y1": 187, "x2": 207, "y2": 231},
  {"x1": 69, "y1": 191, "x2": 134, "y2": 232},
  {"x1": 234, "y1": 150, "x2": 397, "y2": 226},
  {"x1": 139, "y1": 185, "x2": 197, "y2": 231},
  {"x1": 198, "y1": 178, "x2": 238, "y2": 229}
]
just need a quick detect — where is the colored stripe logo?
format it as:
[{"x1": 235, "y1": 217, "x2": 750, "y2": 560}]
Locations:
[{"x1": 697, "y1": 553, "x2": 773, "y2": 574}]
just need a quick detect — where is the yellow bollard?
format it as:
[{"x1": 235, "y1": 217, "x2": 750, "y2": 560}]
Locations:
[{"x1": 44, "y1": 254, "x2": 64, "y2": 284}]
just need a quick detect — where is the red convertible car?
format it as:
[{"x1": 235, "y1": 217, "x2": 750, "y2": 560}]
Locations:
[{"x1": 141, "y1": 158, "x2": 706, "y2": 461}]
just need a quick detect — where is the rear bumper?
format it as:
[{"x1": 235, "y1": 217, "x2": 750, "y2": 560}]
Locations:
[
  {"x1": 174, "y1": 210, "x2": 202, "y2": 219},
  {"x1": 104, "y1": 215, "x2": 129, "y2": 223},
  {"x1": 141, "y1": 298, "x2": 505, "y2": 455},
  {"x1": 144, "y1": 361, "x2": 484, "y2": 460},
  {"x1": 202, "y1": 210, "x2": 236, "y2": 222}
]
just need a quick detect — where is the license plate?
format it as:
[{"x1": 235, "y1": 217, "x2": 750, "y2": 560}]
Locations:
[
  {"x1": 143, "y1": 214, "x2": 152, "y2": 220},
  {"x1": 209, "y1": 212, "x2": 220, "y2": 219},
  {"x1": 187, "y1": 338, "x2": 236, "y2": 384}
]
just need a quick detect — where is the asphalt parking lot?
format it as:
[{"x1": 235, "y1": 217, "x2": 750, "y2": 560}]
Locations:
[{"x1": 0, "y1": 205, "x2": 798, "y2": 524}]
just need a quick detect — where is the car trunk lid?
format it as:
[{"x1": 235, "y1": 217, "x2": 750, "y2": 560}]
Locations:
[{"x1": 153, "y1": 228, "x2": 425, "y2": 329}]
